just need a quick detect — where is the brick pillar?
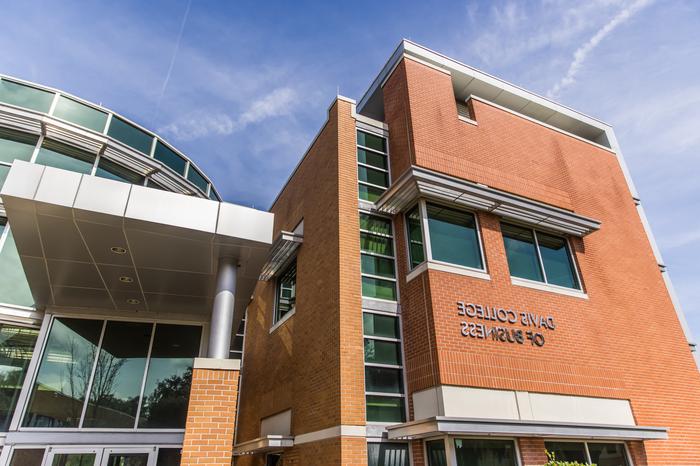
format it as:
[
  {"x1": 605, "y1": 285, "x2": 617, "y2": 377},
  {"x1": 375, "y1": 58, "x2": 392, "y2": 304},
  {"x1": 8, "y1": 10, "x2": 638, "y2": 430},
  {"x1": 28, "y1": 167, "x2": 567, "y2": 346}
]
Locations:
[
  {"x1": 626, "y1": 441, "x2": 648, "y2": 466},
  {"x1": 181, "y1": 358, "x2": 241, "y2": 466},
  {"x1": 518, "y1": 438, "x2": 547, "y2": 466}
]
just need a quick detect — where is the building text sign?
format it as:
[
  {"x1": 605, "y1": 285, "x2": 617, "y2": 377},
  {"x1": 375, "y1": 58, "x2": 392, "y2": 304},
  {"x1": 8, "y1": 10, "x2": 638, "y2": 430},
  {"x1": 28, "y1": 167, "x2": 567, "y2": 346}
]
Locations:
[{"x1": 457, "y1": 301, "x2": 556, "y2": 347}]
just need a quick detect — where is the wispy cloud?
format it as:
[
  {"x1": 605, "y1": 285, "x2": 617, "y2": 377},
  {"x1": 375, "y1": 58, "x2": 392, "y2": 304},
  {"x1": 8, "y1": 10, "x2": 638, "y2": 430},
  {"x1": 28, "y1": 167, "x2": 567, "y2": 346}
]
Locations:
[
  {"x1": 155, "y1": 0, "x2": 192, "y2": 117},
  {"x1": 547, "y1": 0, "x2": 654, "y2": 97},
  {"x1": 159, "y1": 87, "x2": 299, "y2": 141}
]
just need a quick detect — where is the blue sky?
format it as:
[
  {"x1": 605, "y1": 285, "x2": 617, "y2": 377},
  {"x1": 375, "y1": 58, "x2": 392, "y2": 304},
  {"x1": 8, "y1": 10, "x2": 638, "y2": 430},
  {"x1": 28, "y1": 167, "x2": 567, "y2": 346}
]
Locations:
[{"x1": 2, "y1": 0, "x2": 700, "y2": 349}]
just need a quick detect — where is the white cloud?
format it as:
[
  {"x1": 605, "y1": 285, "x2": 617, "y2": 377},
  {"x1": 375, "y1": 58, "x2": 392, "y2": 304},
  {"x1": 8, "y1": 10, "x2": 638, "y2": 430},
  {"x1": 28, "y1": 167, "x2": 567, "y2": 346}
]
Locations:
[
  {"x1": 158, "y1": 87, "x2": 298, "y2": 141},
  {"x1": 547, "y1": 0, "x2": 654, "y2": 98}
]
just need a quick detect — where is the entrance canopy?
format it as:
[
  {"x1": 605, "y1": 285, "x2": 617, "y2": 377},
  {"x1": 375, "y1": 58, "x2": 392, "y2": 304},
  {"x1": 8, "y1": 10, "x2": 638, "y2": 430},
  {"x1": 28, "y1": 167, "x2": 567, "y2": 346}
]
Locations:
[{"x1": 1, "y1": 161, "x2": 273, "y2": 325}]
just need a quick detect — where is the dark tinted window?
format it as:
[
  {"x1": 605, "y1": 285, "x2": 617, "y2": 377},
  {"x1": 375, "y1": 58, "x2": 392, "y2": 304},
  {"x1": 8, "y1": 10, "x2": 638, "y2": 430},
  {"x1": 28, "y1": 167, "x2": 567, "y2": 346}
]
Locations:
[
  {"x1": 154, "y1": 141, "x2": 187, "y2": 175},
  {"x1": 108, "y1": 117, "x2": 153, "y2": 154}
]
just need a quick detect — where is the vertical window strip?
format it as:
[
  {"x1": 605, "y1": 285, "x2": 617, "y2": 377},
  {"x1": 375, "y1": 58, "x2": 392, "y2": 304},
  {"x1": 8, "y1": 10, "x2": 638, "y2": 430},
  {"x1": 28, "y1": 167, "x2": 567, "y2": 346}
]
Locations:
[{"x1": 357, "y1": 129, "x2": 389, "y2": 203}]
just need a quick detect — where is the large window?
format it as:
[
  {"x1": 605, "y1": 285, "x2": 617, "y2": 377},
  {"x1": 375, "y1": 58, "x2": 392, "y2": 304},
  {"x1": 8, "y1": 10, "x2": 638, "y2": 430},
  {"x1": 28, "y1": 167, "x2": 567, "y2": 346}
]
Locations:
[
  {"x1": 453, "y1": 439, "x2": 517, "y2": 466},
  {"x1": 23, "y1": 317, "x2": 201, "y2": 429},
  {"x1": 0, "y1": 324, "x2": 39, "y2": 431},
  {"x1": 545, "y1": 441, "x2": 629, "y2": 466},
  {"x1": 367, "y1": 442, "x2": 408, "y2": 466},
  {"x1": 501, "y1": 223, "x2": 581, "y2": 290},
  {"x1": 360, "y1": 213, "x2": 397, "y2": 301},
  {"x1": 0, "y1": 220, "x2": 34, "y2": 308},
  {"x1": 404, "y1": 202, "x2": 484, "y2": 271},
  {"x1": 35, "y1": 139, "x2": 95, "y2": 175},
  {"x1": 107, "y1": 116, "x2": 153, "y2": 155},
  {"x1": 0, "y1": 79, "x2": 54, "y2": 113},
  {"x1": 357, "y1": 130, "x2": 389, "y2": 203},
  {"x1": 53, "y1": 95, "x2": 108, "y2": 133},
  {"x1": 274, "y1": 259, "x2": 296, "y2": 324},
  {"x1": 0, "y1": 128, "x2": 39, "y2": 189}
]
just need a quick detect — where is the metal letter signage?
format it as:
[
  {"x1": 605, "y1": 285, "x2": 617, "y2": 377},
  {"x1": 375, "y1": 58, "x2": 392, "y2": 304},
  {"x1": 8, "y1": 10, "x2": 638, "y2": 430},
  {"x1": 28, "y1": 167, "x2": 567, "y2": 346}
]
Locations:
[{"x1": 456, "y1": 301, "x2": 556, "y2": 347}]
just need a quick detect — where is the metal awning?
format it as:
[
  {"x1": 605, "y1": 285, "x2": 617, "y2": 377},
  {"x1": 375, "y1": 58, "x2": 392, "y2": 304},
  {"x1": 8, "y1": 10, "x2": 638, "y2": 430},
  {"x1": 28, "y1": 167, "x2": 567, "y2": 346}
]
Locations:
[
  {"x1": 233, "y1": 435, "x2": 294, "y2": 456},
  {"x1": 0, "y1": 161, "x2": 273, "y2": 326},
  {"x1": 376, "y1": 166, "x2": 601, "y2": 237},
  {"x1": 386, "y1": 417, "x2": 668, "y2": 441},
  {"x1": 259, "y1": 231, "x2": 303, "y2": 281}
]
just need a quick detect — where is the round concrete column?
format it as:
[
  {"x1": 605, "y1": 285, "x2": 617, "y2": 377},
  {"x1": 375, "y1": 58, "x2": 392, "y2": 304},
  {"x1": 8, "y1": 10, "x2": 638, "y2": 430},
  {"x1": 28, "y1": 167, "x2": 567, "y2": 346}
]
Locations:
[{"x1": 208, "y1": 256, "x2": 237, "y2": 359}]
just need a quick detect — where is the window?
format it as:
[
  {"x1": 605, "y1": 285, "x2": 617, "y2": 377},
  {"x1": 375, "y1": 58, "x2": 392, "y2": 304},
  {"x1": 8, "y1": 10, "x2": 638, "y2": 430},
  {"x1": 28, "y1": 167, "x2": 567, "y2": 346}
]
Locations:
[
  {"x1": 153, "y1": 141, "x2": 187, "y2": 175},
  {"x1": 453, "y1": 439, "x2": 517, "y2": 466},
  {"x1": 502, "y1": 223, "x2": 581, "y2": 290},
  {"x1": 545, "y1": 441, "x2": 629, "y2": 466},
  {"x1": 95, "y1": 158, "x2": 145, "y2": 185},
  {"x1": 0, "y1": 129, "x2": 39, "y2": 189},
  {"x1": 0, "y1": 79, "x2": 54, "y2": 113},
  {"x1": 52, "y1": 95, "x2": 108, "y2": 133},
  {"x1": 426, "y1": 440, "x2": 447, "y2": 466},
  {"x1": 275, "y1": 259, "x2": 296, "y2": 324},
  {"x1": 9, "y1": 448, "x2": 45, "y2": 466},
  {"x1": 0, "y1": 324, "x2": 39, "y2": 431},
  {"x1": 23, "y1": 318, "x2": 201, "y2": 429},
  {"x1": 35, "y1": 139, "x2": 95, "y2": 175},
  {"x1": 366, "y1": 394, "x2": 405, "y2": 422},
  {"x1": 406, "y1": 205, "x2": 425, "y2": 268},
  {"x1": 367, "y1": 442, "x2": 408, "y2": 466},
  {"x1": 357, "y1": 130, "x2": 389, "y2": 203},
  {"x1": 360, "y1": 214, "x2": 397, "y2": 301},
  {"x1": 187, "y1": 166, "x2": 208, "y2": 193},
  {"x1": 0, "y1": 221, "x2": 34, "y2": 308},
  {"x1": 107, "y1": 116, "x2": 153, "y2": 155}
]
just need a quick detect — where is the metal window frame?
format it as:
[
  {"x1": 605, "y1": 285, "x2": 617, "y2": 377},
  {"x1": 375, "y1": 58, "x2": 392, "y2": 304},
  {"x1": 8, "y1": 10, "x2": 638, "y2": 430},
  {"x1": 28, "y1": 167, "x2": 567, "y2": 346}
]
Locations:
[
  {"x1": 448, "y1": 436, "x2": 523, "y2": 466},
  {"x1": 273, "y1": 258, "x2": 297, "y2": 326},
  {"x1": 543, "y1": 438, "x2": 634, "y2": 466}
]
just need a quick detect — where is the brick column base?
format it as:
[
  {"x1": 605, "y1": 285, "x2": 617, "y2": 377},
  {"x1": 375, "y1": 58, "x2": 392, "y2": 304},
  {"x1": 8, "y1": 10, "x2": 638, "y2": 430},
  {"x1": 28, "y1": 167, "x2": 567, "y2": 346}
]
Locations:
[
  {"x1": 181, "y1": 358, "x2": 241, "y2": 466},
  {"x1": 518, "y1": 438, "x2": 548, "y2": 466}
]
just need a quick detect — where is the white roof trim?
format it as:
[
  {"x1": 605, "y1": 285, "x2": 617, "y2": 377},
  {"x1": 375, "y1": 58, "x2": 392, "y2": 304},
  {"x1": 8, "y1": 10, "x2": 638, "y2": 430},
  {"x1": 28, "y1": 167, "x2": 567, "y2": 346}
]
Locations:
[
  {"x1": 376, "y1": 166, "x2": 601, "y2": 237},
  {"x1": 259, "y1": 231, "x2": 303, "y2": 280}
]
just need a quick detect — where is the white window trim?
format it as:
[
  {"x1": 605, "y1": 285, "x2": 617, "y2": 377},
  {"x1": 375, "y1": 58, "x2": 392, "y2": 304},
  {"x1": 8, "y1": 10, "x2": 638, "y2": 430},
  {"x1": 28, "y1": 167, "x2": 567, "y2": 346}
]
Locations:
[
  {"x1": 269, "y1": 307, "x2": 295, "y2": 334},
  {"x1": 511, "y1": 276, "x2": 588, "y2": 299},
  {"x1": 407, "y1": 260, "x2": 491, "y2": 283}
]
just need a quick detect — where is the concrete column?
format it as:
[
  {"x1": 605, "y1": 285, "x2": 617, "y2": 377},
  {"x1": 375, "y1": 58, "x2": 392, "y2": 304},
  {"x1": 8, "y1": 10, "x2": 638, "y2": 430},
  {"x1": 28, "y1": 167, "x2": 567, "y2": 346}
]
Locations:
[{"x1": 208, "y1": 256, "x2": 237, "y2": 359}]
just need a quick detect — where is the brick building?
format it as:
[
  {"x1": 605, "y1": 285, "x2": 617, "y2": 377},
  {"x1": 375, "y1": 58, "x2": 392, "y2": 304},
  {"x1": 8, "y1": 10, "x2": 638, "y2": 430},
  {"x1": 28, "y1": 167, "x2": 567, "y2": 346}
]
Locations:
[{"x1": 0, "y1": 40, "x2": 697, "y2": 466}]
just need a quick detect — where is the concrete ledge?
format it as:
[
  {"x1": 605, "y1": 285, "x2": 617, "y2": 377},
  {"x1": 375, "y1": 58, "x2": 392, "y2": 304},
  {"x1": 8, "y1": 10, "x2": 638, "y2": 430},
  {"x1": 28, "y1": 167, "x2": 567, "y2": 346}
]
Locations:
[
  {"x1": 233, "y1": 435, "x2": 294, "y2": 456},
  {"x1": 193, "y1": 357, "x2": 241, "y2": 371}
]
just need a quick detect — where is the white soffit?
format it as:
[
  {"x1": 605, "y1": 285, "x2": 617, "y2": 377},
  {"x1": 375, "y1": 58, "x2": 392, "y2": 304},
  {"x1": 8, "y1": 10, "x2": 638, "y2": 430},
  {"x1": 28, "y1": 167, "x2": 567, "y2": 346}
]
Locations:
[
  {"x1": 376, "y1": 166, "x2": 601, "y2": 237},
  {"x1": 0, "y1": 161, "x2": 273, "y2": 324}
]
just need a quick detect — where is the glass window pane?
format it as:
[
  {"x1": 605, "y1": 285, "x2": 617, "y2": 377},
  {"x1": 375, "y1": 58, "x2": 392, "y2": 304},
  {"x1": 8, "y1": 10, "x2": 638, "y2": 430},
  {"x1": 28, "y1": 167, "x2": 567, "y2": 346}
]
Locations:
[
  {"x1": 9, "y1": 448, "x2": 45, "y2": 466},
  {"x1": 0, "y1": 324, "x2": 39, "y2": 431},
  {"x1": 357, "y1": 131, "x2": 386, "y2": 153},
  {"x1": 358, "y1": 166, "x2": 389, "y2": 188},
  {"x1": 426, "y1": 440, "x2": 447, "y2": 466},
  {"x1": 366, "y1": 395, "x2": 404, "y2": 422},
  {"x1": 588, "y1": 443, "x2": 629, "y2": 466},
  {"x1": 0, "y1": 80, "x2": 54, "y2": 113},
  {"x1": 363, "y1": 313, "x2": 399, "y2": 339},
  {"x1": 105, "y1": 453, "x2": 148, "y2": 466},
  {"x1": 154, "y1": 141, "x2": 187, "y2": 175},
  {"x1": 83, "y1": 321, "x2": 152, "y2": 428},
  {"x1": 276, "y1": 260, "x2": 296, "y2": 323},
  {"x1": 187, "y1": 167, "x2": 208, "y2": 193},
  {"x1": 365, "y1": 366, "x2": 403, "y2": 393},
  {"x1": 138, "y1": 324, "x2": 201, "y2": 428},
  {"x1": 208, "y1": 189, "x2": 220, "y2": 201},
  {"x1": 453, "y1": 439, "x2": 517, "y2": 466},
  {"x1": 108, "y1": 117, "x2": 153, "y2": 154},
  {"x1": 537, "y1": 232, "x2": 580, "y2": 289},
  {"x1": 23, "y1": 318, "x2": 104, "y2": 427},
  {"x1": 406, "y1": 206, "x2": 425, "y2": 268},
  {"x1": 156, "y1": 448, "x2": 182, "y2": 466},
  {"x1": 367, "y1": 443, "x2": 408, "y2": 466},
  {"x1": 360, "y1": 232, "x2": 393, "y2": 256},
  {"x1": 95, "y1": 158, "x2": 145, "y2": 185},
  {"x1": 362, "y1": 276, "x2": 396, "y2": 301},
  {"x1": 0, "y1": 165, "x2": 8, "y2": 189},
  {"x1": 0, "y1": 227, "x2": 34, "y2": 307},
  {"x1": 51, "y1": 453, "x2": 96, "y2": 466},
  {"x1": 0, "y1": 128, "x2": 38, "y2": 164},
  {"x1": 358, "y1": 148, "x2": 387, "y2": 170},
  {"x1": 359, "y1": 184, "x2": 385, "y2": 203},
  {"x1": 360, "y1": 214, "x2": 392, "y2": 236},
  {"x1": 231, "y1": 334, "x2": 244, "y2": 352},
  {"x1": 501, "y1": 223, "x2": 543, "y2": 282},
  {"x1": 544, "y1": 442, "x2": 588, "y2": 463},
  {"x1": 361, "y1": 255, "x2": 395, "y2": 279},
  {"x1": 364, "y1": 339, "x2": 400, "y2": 365},
  {"x1": 427, "y1": 204, "x2": 482, "y2": 269},
  {"x1": 53, "y1": 96, "x2": 108, "y2": 133},
  {"x1": 35, "y1": 140, "x2": 95, "y2": 175}
]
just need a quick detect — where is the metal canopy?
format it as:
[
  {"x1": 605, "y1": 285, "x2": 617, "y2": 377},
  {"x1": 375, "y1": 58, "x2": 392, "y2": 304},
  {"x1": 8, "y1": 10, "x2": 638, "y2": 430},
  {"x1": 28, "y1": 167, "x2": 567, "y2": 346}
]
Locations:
[
  {"x1": 386, "y1": 417, "x2": 668, "y2": 441},
  {"x1": 259, "y1": 231, "x2": 303, "y2": 281},
  {"x1": 0, "y1": 161, "x2": 273, "y2": 325},
  {"x1": 376, "y1": 166, "x2": 601, "y2": 237},
  {"x1": 233, "y1": 435, "x2": 294, "y2": 456}
]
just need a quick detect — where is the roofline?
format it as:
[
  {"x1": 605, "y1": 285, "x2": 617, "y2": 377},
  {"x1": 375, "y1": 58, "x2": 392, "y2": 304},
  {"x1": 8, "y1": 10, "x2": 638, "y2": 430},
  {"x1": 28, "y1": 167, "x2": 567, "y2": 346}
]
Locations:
[{"x1": 356, "y1": 39, "x2": 613, "y2": 132}]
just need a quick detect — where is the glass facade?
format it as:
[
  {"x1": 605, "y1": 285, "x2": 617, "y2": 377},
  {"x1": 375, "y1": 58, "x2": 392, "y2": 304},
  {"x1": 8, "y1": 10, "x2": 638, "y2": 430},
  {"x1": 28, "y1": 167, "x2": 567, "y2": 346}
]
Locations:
[
  {"x1": 0, "y1": 324, "x2": 39, "y2": 431},
  {"x1": 367, "y1": 442, "x2": 408, "y2": 466},
  {"x1": 360, "y1": 214, "x2": 396, "y2": 301},
  {"x1": 502, "y1": 223, "x2": 580, "y2": 290},
  {"x1": 0, "y1": 129, "x2": 39, "y2": 190},
  {"x1": 23, "y1": 318, "x2": 201, "y2": 429},
  {"x1": 0, "y1": 79, "x2": 54, "y2": 113},
  {"x1": 406, "y1": 205, "x2": 425, "y2": 268},
  {"x1": 154, "y1": 141, "x2": 187, "y2": 175},
  {"x1": 53, "y1": 96, "x2": 108, "y2": 133},
  {"x1": 95, "y1": 158, "x2": 145, "y2": 185},
  {"x1": 35, "y1": 140, "x2": 95, "y2": 175},
  {"x1": 0, "y1": 223, "x2": 34, "y2": 307},
  {"x1": 357, "y1": 130, "x2": 389, "y2": 202},
  {"x1": 107, "y1": 116, "x2": 153, "y2": 155},
  {"x1": 187, "y1": 166, "x2": 208, "y2": 193},
  {"x1": 453, "y1": 439, "x2": 517, "y2": 466}
]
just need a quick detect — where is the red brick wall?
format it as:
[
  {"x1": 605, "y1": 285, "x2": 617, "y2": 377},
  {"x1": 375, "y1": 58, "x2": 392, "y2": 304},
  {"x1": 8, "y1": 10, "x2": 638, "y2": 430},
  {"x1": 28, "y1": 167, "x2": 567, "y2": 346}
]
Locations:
[
  {"x1": 518, "y1": 438, "x2": 547, "y2": 466},
  {"x1": 182, "y1": 367, "x2": 240, "y2": 466},
  {"x1": 384, "y1": 57, "x2": 700, "y2": 464}
]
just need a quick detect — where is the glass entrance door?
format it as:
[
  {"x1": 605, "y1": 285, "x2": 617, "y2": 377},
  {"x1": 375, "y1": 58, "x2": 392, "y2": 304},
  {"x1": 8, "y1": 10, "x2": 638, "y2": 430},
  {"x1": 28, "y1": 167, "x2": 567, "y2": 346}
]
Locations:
[
  {"x1": 30, "y1": 447, "x2": 156, "y2": 466},
  {"x1": 44, "y1": 447, "x2": 100, "y2": 466}
]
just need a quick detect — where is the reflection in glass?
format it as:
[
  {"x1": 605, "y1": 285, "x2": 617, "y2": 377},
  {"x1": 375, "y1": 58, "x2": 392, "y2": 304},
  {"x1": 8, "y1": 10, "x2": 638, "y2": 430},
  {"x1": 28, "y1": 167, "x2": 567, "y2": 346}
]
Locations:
[
  {"x1": 359, "y1": 184, "x2": 384, "y2": 203},
  {"x1": 363, "y1": 313, "x2": 399, "y2": 339},
  {"x1": 364, "y1": 339, "x2": 400, "y2": 365},
  {"x1": 357, "y1": 131, "x2": 386, "y2": 153},
  {"x1": 83, "y1": 322, "x2": 152, "y2": 428},
  {"x1": 0, "y1": 226, "x2": 35, "y2": 307},
  {"x1": 358, "y1": 166, "x2": 388, "y2": 188},
  {"x1": 502, "y1": 223, "x2": 543, "y2": 282},
  {"x1": 275, "y1": 260, "x2": 296, "y2": 323},
  {"x1": 51, "y1": 453, "x2": 96, "y2": 466},
  {"x1": 406, "y1": 206, "x2": 425, "y2": 268},
  {"x1": 427, "y1": 204, "x2": 482, "y2": 269},
  {"x1": 156, "y1": 449, "x2": 181, "y2": 466},
  {"x1": 9, "y1": 448, "x2": 45, "y2": 466},
  {"x1": 0, "y1": 324, "x2": 39, "y2": 431},
  {"x1": 453, "y1": 439, "x2": 517, "y2": 466},
  {"x1": 588, "y1": 443, "x2": 629, "y2": 466},
  {"x1": 23, "y1": 318, "x2": 103, "y2": 427},
  {"x1": 105, "y1": 453, "x2": 149, "y2": 466},
  {"x1": 107, "y1": 117, "x2": 153, "y2": 155},
  {"x1": 426, "y1": 440, "x2": 447, "y2": 466},
  {"x1": 362, "y1": 276, "x2": 396, "y2": 301},
  {"x1": 35, "y1": 140, "x2": 95, "y2": 175},
  {"x1": 367, "y1": 442, "x2": 408, "y2": 466},
  {"x1": 365, "y1": 395, "x2": 404, "y2": 422},
  {"x1": 538, "y1": 232, "x2": 580, "y2": 289},
  {"x1": 365, "y1": 367, "x2": 403, "y2": 393},
  {"x1": 53, "y1": 96, "x2": 108, "y2": 133},
  {"x1": 0, "y1": 128, "x2": 38, "y2": 164},
  {"x1": 95, "y1": 158, "x2": 145, "y2": 185},
  {"x1": 0, "y1": 165, "x2": 8, "y2": 189},
  {"x1": 138, "y1": 324, "x2": 201, "y2": 428},
  {"x1": 357, "y1": 148, "x2": 387, "y2": 170},
  {"x1": 545, "y1": 442, "x2": 587, "y2": 463},
  {"x1": 361, "y1": 255, "x2": 395, "y2": 279},
  {"x1": 186, "y1": 167, "x2": 208, "y2": 193},
  {"x1": 153, "y1": 141, "x2": 187, "y2": 175},
  {"x1": 0, "y1": 80, "x2": 54, "y2": 113}
]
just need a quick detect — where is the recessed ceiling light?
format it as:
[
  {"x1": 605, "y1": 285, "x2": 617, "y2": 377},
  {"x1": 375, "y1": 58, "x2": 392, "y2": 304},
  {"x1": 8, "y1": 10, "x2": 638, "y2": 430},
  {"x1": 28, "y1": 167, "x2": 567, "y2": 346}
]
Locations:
[
  {"x1": 126, "y1": 298, "x2": 140, "y2": 305},
  {"x1": 119, "y1": 276, "x2": 134, "y2": 283},
  {"x1": 110, "y1": 246, "x2": 127, "y2": 255}
]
